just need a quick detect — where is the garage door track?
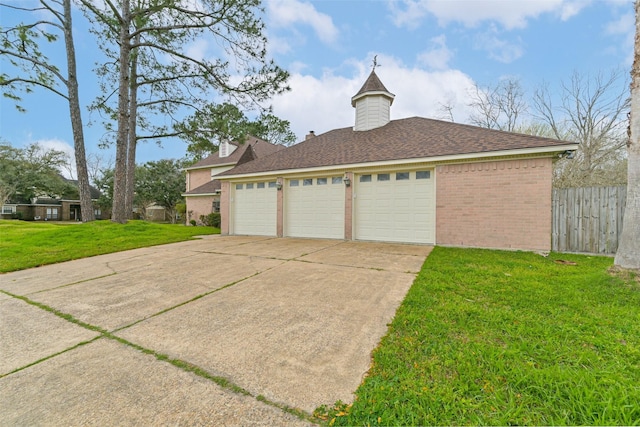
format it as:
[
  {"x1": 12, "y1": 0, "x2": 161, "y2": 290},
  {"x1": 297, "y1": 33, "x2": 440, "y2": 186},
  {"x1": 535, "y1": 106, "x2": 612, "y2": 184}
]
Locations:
[{"x1": 0, "y1": 236, "x2": 432, "y2": 425}]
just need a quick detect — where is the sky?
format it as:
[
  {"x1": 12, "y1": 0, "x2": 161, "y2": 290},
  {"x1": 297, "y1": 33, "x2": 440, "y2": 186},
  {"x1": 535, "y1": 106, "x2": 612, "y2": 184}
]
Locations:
[{"x1": 0, "y1": 0, "x2": 635, "y2": 179}]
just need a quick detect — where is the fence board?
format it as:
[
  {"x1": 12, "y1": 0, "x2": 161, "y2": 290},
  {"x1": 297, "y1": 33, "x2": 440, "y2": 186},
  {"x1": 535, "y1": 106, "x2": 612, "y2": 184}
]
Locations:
[{"x1": 552, "y1": 186, "x2": 627, "y2": 254}]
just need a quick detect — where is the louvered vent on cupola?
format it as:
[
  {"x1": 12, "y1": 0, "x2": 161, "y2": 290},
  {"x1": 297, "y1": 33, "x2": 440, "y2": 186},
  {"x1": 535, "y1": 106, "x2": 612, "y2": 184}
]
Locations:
[{"x1": 351, "y1": 69, "x2": 395, "y2": 131}]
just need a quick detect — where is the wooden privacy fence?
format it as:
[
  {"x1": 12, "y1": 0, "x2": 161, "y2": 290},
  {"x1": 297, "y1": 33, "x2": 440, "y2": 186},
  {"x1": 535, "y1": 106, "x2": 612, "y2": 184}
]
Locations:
[{"x1": 552, "y1": 186, "x2": 627, "y2": 254}]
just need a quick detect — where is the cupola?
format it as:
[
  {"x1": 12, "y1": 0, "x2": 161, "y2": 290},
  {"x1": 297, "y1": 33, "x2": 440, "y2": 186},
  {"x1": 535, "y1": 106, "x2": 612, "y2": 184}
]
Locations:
[{"x1": 351, "y1": 69, "x2": 395, "y2": 131}]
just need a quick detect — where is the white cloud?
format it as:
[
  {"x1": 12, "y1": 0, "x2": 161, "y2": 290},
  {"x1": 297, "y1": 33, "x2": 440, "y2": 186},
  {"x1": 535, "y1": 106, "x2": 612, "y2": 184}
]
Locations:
[
  {"x1": 474, "y1": 25, "x2": 524, "y2": 63},
  {"x1": 36, "y1": 138, "x2": 76, "y2": 179},
  {"x1": 559, "y1": 1, "x2": 587, "y2": 21},
  {"x1": 604, "y1": 11, "x2": 635, "y2": 66},
  {"x1": 267, "y1": 0, "x2": 339, "y2": 45},
  {"x1": 605, "y1": 11, "x2": 634, "y2": 36},
  {"x1": 417, "y1": 35, "x2": 454, "y2": 70},
  {"x1": 185, "y1": 39, "x2": 209, "y2": 62},
  {"x1": 269, "y1": 55, "x2": 477, "y2": 142},
  {"x1": 267, "y1": 34, "x2": 293, "y2": 55},
  {"x1": 389, "y1": 0, "x2": 589, "y2": 30},
  {"x1": 387, "y1": 0, "x2": 429, "y2": 30}
]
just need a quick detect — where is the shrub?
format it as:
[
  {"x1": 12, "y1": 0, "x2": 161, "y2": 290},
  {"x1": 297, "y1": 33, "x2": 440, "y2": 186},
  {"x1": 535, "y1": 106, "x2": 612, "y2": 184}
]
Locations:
[
  {"x1": 200, "y1": 212, "x2": 221, "y2": 228},
  {"x1": 189, "y1": 219, "x2": 197, "y2": 226}
]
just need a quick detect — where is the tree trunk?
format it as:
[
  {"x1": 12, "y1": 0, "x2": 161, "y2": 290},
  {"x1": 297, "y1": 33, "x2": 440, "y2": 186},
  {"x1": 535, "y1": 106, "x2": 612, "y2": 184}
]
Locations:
[
  {"x1": 124, "y1": 35, "x2": 139, "y2": 220},
  {"x1": 615, "y1": 1, "x2": 640, "y2": 270},
  {"x1": 111, "y1": 0, "x2": 131, "y2": 224},
  {"x1": 63, "y1": 0, "x2": 94, "y2": 222}
]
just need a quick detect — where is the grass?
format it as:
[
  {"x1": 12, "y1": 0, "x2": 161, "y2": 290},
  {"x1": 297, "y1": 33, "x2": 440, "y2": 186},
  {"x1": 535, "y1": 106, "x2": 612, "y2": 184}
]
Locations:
[
  {"x1": 319, "y1": 247, "x2": 640, "y2": 426},
  {"x1": 0, "y1": 220, "x2": 219, "y2": 273}
]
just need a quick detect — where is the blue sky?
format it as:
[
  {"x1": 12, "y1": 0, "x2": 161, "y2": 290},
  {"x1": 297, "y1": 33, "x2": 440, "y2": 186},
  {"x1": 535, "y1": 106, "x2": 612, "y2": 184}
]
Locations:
[{"x1": 0, "y1": 0, "x2": 634, "y2": 178}]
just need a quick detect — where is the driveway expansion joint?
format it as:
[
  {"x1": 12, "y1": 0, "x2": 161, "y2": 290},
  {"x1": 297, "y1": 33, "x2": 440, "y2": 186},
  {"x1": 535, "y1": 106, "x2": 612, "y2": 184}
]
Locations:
[
  {"x1": 27, "y1": 272, "x2": 118, "y2": 295},
  {"x1": 110, "y1": 268, "x2": 277, "y2": 333},
  {"x1": 1, "y1": 289, "x2": 319, "y2": 424}
]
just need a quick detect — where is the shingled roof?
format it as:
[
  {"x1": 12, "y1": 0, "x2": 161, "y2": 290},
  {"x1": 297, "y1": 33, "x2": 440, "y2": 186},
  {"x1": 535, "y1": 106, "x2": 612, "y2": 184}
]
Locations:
[
  {"x1": 218, "y1": 117, "x2": 575, "y2": 177},
  {"x1": 184, "y1": 137, "x2": 285, "y2": 195},
  {"x1": 352, "y1": 70, "x2": 393, "y2": 99},
  {"x1": 186, "y1": 135, "x2": 285, "y2": 169},
  {"x1": 184, "y1": 179, "x2": 221, "y2": 195}
]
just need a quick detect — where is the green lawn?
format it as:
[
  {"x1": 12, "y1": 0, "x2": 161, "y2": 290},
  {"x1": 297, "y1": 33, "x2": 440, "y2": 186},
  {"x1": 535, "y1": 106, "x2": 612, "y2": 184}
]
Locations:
[
  {"x1": 0, "y1": 220, "x2": 219, "y2": 273},
  {"x1": 317, "y1": 247, "x2": 640, "y2": 426}
]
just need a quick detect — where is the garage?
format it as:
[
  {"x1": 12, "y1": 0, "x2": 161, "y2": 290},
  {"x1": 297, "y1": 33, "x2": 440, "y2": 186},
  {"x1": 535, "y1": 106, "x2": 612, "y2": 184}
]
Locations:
[
  {"x1": 232, "y1": 181, "x2": 277, "y2": 236},
  {"x1": 354, "y1": 170, "x2": 435, "y2": 244},
  {"x1": 284, "y1": 176, "x2": 345, "y2": 239}
]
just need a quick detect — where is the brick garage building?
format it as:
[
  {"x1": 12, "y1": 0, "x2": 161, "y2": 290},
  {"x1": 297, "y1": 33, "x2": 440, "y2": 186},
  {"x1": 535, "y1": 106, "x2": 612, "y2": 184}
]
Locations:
[{"x1": 214, "y1": 71, "x2": 577, "y2": 251}]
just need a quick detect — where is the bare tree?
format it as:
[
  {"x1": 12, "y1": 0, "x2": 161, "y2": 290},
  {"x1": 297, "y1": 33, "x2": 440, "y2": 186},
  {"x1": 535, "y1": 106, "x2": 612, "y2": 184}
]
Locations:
[
  {"x1": 615, "y1": 2, "x2": 640, "y2": 270},
  {"x1": 468, "y1": 78, "x2": 527, "y2": 132},
  {"x1": 533, "y1": 70, "x2": 630, "y2": 187},
  {"x1": 435, "y1": 101, "x2": 456, "y2": 122},
  {"x1": 86, "y1": 152, "x2": 113, "y2": 187},
  {"x1": 1, "y1": 0, "x2": 95, "y2": 221}
]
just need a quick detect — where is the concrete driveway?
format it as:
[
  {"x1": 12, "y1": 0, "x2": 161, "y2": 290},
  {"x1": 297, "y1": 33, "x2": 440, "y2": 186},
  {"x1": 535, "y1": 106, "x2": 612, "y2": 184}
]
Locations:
[{"x1": 0, "y1": 236, "x2": 432, "y2": 425}]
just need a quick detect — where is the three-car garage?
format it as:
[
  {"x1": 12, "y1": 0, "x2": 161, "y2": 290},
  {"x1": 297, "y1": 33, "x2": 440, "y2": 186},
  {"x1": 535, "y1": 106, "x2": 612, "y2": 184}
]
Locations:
[{"x1": 229, "y1": 169, "x2": 435, "y2": 244}]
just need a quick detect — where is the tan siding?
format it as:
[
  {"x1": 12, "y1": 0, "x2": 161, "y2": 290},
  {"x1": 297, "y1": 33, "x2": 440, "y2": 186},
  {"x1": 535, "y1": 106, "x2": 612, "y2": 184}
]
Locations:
[
  {"x1": 436, "y1": 157, "x2": 552, "y2": 251},
  {"x1": 210, "y1": 164, "x2": 235, "y2": 177}
]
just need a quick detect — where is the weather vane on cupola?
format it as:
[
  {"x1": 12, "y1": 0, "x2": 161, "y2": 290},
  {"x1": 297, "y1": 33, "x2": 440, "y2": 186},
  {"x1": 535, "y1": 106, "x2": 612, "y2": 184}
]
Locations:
[{"x1": 372, "y1": 55, "x2": 379, "y2": 71}]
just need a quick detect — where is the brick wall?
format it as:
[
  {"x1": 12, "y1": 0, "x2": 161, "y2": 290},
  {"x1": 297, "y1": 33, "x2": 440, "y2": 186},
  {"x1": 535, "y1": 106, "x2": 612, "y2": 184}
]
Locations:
[
  {"x1": 186, "y1": 196, "x2": 216, "y2": 225},
  {"x1": 276, "y1": 177, "x2": 284, "y2": 237},
  {"x1": 344, "y1": 172, "x2": 353, "y2": 240},
  {"x1": 220, "y1": 181, "x2": 230, "y2": 235},
  {"x1": 436, "y1": 157, "x2": 553, "y2": 251},
  {"x1": 187, "y1": 169, "x2": 212, "y2": 191}
]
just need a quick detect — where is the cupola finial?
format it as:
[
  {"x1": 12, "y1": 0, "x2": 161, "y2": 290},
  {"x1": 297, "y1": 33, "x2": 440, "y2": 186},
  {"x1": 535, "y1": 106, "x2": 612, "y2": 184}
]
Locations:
[{"x1": 372, "y1": 55, "x2": 379, "y2": 71}]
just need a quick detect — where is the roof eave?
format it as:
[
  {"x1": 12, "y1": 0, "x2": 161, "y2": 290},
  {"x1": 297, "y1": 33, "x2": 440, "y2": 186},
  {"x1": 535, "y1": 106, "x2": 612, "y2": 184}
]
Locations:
[
  {"x1": 216, "y1": 143, "x2": 579, "y2": 180},
  {"x1": 184, "y1": 161, "x2": 236, "y2": 171},
  {"x1": 350, "y1": 90, "x2": 395, "y2": 107},
  {"x1": 182, "y1": 192, "x2": 220, "y2": 197}
]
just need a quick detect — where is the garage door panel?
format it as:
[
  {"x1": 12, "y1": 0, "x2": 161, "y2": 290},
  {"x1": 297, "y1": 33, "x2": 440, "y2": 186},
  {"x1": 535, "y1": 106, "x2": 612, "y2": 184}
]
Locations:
[
  {"x1": 395, "y1": 198, "x2": 411, "y2": 209},
  {"x1": 233, "y1": 183, "x2": 277, "y2": 236},
  {"x1": 285, "y1": 177, "x2": 345, "y2": 239},
  {"x1": 354, "y1": 171, "x2": 435, "y2": 244}
]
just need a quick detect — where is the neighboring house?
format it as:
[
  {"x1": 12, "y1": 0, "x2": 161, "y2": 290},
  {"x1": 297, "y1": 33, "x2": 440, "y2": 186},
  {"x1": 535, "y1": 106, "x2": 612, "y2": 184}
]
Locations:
[
  {"x1": 0, "y1": 179, "x2": 108, "y2": 221},
  {"x1": 133, "y1": 204, "x2": 169, "y2": 222},
  {"x1": 214, "y1": 70, "x2": 579, "y2": 251},
  {"x1": 182, "y1": 136, "x2": 285, "y2": 224}
]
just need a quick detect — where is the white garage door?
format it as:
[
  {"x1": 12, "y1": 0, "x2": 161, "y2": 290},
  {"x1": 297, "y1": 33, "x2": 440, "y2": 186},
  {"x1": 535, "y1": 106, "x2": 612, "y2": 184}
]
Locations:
[
  {"x1": 354, "y1": 170, "x2": 435, "y2": 244},
  {"x1": 232, "y1": 181, "x2": 277, "y2": 236},
  {"x1": 285, "y1": 176, "x2": 345, "y2": 239}
]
